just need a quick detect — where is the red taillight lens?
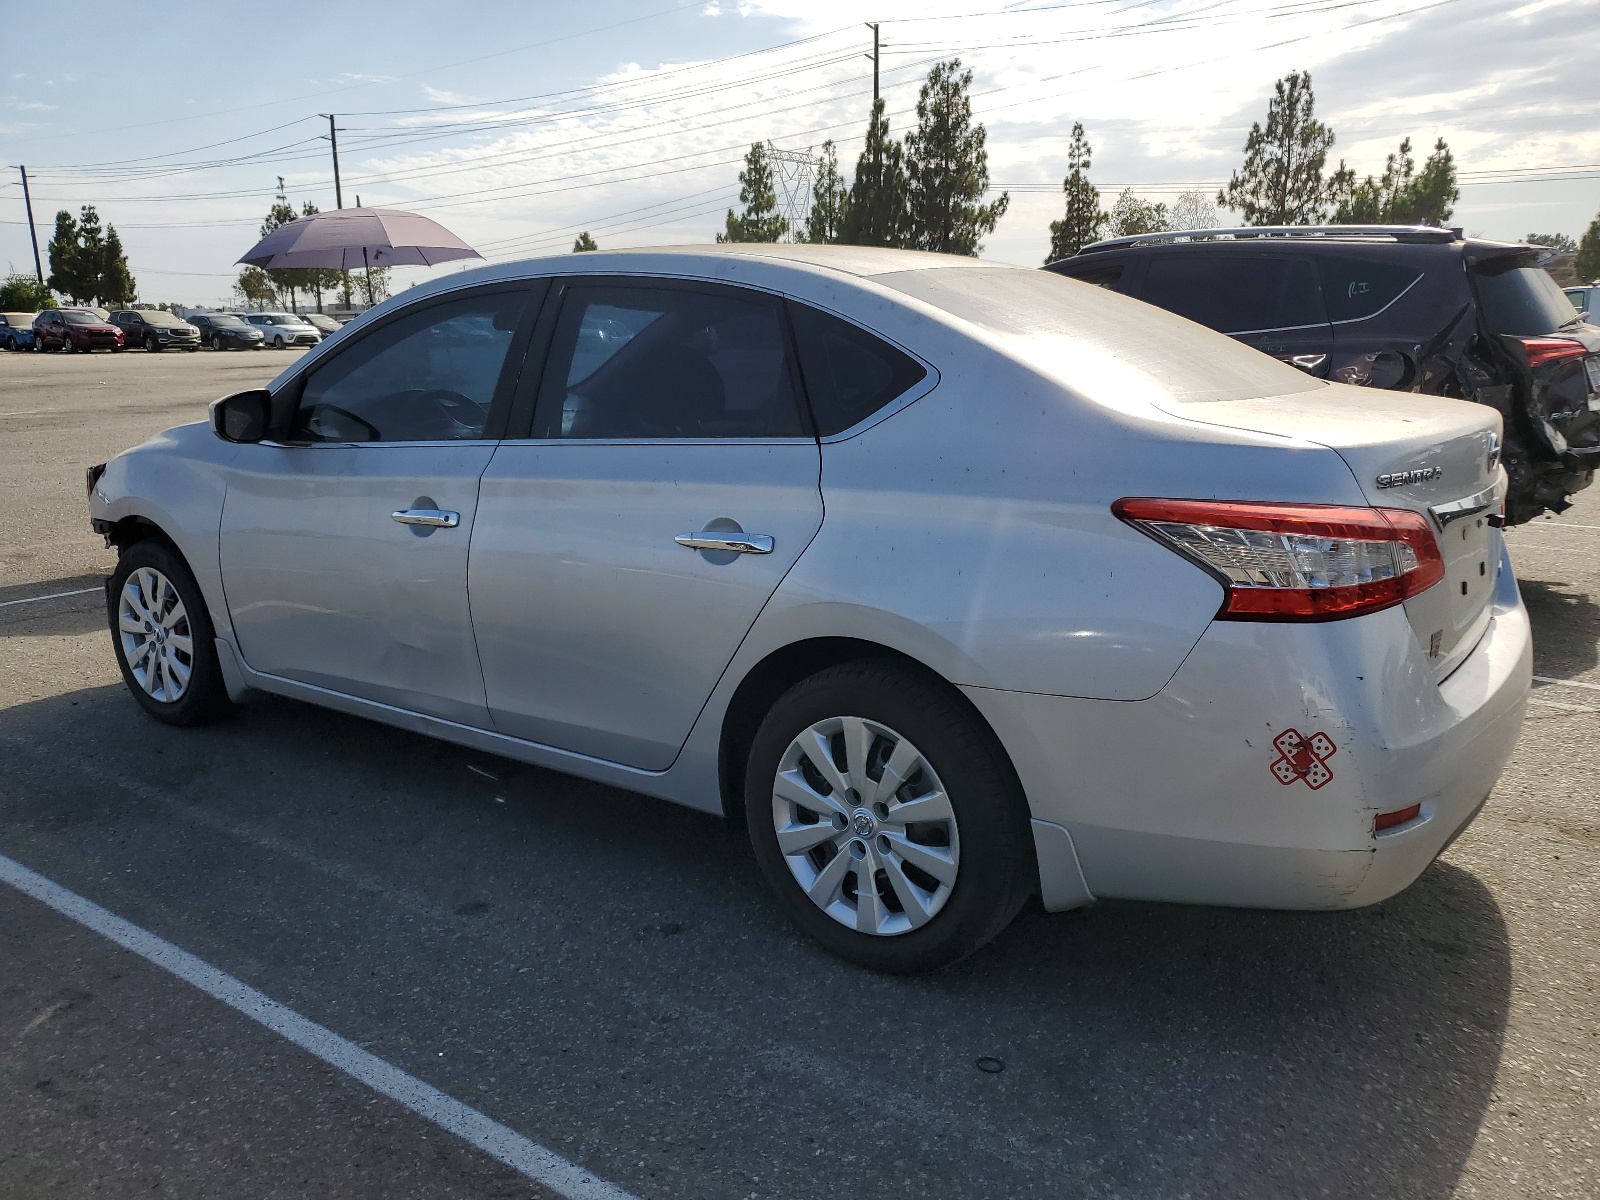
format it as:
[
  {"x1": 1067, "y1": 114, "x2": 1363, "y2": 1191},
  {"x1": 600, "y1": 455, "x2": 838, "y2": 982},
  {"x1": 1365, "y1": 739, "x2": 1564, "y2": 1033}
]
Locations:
[
  {"x1": 1375, "y1": 803, "x2": 1422, "y2": 831},
  {"x1": 1513, "y1": 336, "x2": 1588, "y2": 369},
  {"x1": 1113, "y1": 498, "x2": 1445, "y2": 621}
]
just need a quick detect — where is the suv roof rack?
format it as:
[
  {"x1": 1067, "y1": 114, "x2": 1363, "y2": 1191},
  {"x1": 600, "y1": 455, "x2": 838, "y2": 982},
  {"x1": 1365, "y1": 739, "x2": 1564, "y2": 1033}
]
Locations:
[{"x1": 1078, "y1": 224, "x2": 1461, "y2": 254}]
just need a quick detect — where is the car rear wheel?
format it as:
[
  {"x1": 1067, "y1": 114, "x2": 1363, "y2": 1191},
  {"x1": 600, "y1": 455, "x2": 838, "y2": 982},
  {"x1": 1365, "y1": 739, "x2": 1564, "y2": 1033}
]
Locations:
[
  {"x1": 109, "y1": 540, "x2": 234, "y2": 727},
  {"x1": 744, "y1": 661, "x2": 1034, "y2": 974}
]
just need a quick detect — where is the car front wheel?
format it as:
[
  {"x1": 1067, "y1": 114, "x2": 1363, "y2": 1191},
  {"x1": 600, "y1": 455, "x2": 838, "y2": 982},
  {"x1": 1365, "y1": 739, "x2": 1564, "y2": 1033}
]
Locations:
[
  {"x1": 744, "y1": 661, "x2": 1035, "y2": 974},
  {"x1": 109, "y1": 540, "x2": 234, "y2": 726}
]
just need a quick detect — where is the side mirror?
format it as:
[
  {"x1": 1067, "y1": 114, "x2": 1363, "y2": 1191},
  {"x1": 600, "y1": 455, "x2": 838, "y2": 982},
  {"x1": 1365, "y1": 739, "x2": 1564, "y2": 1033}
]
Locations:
[{"x1": 211, "y1": 388, "x2": 272, "y2": 443}]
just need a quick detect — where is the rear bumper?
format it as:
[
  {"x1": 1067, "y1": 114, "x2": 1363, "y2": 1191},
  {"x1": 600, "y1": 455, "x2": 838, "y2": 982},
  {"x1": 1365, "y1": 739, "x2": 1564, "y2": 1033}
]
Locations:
[{"x1": 965, "y1": 543, "x2": 1531, "y2": 911}]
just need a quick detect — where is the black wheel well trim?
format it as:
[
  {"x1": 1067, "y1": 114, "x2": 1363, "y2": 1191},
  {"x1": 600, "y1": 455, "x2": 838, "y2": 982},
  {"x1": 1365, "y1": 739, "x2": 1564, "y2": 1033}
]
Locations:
[
  {"x1": 103, "y1": 514, "x2": 174, "y2": 552},
  {"x1": 716, "y1": 636, "x2": 1036, "y2": 864}
]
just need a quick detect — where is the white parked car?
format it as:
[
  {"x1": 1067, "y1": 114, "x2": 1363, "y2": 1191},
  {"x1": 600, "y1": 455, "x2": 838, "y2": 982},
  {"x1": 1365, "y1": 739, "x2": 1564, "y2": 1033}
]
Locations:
[
  {"x1": 242, "y1": 311, "x2": 322, "y2": 349},
  {"x1": 86, "y1": 246, "x2": 1530, "y2": 973}
]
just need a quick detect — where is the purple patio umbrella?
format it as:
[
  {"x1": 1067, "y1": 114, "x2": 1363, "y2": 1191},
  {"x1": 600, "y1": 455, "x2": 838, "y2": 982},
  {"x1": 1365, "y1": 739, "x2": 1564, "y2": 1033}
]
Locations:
[{"x1": 236, "y1": 206, "x2": 482, "y2": 271}]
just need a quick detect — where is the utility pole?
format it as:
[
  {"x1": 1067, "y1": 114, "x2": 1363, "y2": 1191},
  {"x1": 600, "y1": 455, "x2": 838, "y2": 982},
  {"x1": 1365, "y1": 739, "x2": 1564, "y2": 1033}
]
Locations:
[
  {"x1": 865, "y1": 24, "x2": 879, "y2": 105},
  {"x1": 325, "y1": 114, "x2": 344, "y2": 209},
  {"x1": 322, "y1": 115, "x2": 351, "y2": 309},
  {"x1": 18, "y1": 166, "x2": 43, "y2": 283}
]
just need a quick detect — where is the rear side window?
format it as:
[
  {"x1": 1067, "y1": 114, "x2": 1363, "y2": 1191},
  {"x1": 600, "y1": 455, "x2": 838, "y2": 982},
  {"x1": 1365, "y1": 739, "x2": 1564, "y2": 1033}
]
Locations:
[
  {"x1": 787, "y1": 302, "x2": 927, "y2": 436},
  {"x1": 1316, "y1": 256, "x2": 1422, "y2": 322},
  {"x1": 534, "y1": 284, "x2": 806, "y2": 439},
  {"x1": 1473, "y1": 256, "x2": 1580, "y2": 336},
  {"x1": 1140, "y1": 254, "x2": 1323, "y2": 333}
]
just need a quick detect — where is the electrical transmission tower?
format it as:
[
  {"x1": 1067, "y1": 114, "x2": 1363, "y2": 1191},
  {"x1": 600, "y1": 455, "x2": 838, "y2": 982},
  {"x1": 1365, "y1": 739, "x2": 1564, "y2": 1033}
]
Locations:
[{"x1": 765, "y1": 142, "x2": 816, "y2": 242}]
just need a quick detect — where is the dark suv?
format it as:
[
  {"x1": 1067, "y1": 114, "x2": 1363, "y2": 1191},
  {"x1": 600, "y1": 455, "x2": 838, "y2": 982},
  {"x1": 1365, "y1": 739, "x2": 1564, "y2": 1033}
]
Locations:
[
  {"x1": 1047, "y1": 225, "x2": 1600, "y2": 524},
  {"x1": 111, "y1": 309, "x2": 201, "y2": 352}
]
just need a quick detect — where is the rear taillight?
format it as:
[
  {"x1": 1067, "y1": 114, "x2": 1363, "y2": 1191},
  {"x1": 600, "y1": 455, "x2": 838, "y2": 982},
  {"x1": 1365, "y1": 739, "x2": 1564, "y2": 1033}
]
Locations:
[
  {"x1": 1113, "y1": 498, "x2": 1445, "y2": 621},
  {"x1": 1512, "y1": 336, "x2": 1588, "y2": 369}
]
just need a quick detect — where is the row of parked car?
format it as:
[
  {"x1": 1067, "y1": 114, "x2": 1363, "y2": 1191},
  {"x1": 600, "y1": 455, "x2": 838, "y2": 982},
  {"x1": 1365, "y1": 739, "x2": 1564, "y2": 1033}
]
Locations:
[{"x1": 0, "y1": 308, "x2": 343, "y2": 353}]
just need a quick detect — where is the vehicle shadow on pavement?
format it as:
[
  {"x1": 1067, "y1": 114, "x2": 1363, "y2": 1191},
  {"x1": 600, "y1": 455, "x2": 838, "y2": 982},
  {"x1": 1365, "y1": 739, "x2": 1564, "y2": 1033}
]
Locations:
[
  {"x1": 0, "y1": 684, "x2": 1512, "y2": 1200},
  {"x1": 1519, "y1": 575, "x2": 1600, "y2": 677}
]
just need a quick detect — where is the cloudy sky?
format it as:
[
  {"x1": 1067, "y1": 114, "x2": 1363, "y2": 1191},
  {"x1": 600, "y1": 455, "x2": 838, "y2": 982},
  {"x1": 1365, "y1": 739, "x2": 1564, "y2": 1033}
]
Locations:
[{"x1": 3, "y1": 0, "x2": 1595, "y2": 306}]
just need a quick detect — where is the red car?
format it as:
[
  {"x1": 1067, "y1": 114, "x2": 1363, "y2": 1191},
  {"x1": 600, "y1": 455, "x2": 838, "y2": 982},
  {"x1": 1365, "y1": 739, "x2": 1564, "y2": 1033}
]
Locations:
[{"x1": 33, "y1": 308, "x2": 124, "y2": 353}]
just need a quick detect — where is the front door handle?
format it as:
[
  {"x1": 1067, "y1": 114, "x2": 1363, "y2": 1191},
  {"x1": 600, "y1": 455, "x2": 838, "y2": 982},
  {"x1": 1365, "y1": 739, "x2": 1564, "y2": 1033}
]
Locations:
[
  {"x1": 675, "y1": 531, "x2": 774, "y2": 554},
  {"x1": 392, "y1": 508, "x2": 460, "y2": 528}
]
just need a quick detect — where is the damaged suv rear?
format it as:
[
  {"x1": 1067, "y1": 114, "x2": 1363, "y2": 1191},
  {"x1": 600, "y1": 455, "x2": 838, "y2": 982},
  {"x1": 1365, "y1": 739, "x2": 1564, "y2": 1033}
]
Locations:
[{"x1": 1047, "y1": 227, "x2": 1600, "y2": 524}]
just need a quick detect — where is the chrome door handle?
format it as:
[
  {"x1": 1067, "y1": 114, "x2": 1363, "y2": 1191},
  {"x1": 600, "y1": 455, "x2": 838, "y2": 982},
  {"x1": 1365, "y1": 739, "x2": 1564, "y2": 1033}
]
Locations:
[
  {"x1": 391, "y1": 508, "x2": 460, "y2": 528},
  {"x1": 675, "y1": 531, "x2": 774, "y2": 554}
]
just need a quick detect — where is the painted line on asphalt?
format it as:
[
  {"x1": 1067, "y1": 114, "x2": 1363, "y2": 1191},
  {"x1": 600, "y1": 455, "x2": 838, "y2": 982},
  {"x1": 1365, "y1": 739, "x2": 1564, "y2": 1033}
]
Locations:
[
  {"x1": 1514, "y1": 522, "x2": 1600, "y2": 532},
  {"x1": 0, "y1": 587, "x2": 102, "y2": 609},
  {"x1": 0, "y1": 851, "x2": 639, "y2": 1200},
  {"x1": 1533, "y1": 675, "x2": 1600, "y2": 693}
]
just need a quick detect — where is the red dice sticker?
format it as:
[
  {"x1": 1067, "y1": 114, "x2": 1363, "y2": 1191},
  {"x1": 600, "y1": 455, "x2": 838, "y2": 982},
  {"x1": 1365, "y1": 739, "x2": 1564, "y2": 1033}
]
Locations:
[{"x1": 1270, "y1": 728, "x2": 1337, "y2": 790}]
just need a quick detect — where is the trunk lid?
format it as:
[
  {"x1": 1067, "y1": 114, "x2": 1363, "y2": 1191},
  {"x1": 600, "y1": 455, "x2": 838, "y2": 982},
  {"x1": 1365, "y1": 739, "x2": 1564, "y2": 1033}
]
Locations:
[{"x1": 1170, "y1": 385, "x2": 1503, "y2": 681}]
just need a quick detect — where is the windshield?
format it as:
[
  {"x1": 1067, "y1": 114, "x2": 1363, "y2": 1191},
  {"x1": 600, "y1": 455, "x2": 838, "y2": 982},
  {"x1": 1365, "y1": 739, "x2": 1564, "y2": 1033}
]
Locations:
[
  {"x1": 876, "y1": 264, "x2": 1321, "y2": 404},
  {"x1": 212, "y1": 316, "x2": 249, "y2": 328},
  {"x1": 264, "y1": 314, "x2": 302, "y2": 325},
  {"x1": 1473, "y1": 255, "x2": 1579, "y2": 335},
  {"x1": 63, "y1": 311, "x2": 101, "y2": 326},
  {"x1": 3, "y1": 312, "x2": 34, "y2": 325}
]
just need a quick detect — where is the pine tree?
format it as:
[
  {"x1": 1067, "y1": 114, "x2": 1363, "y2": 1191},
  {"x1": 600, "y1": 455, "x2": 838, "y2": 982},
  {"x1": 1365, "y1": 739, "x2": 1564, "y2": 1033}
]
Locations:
[
  {"x1": 261, "y1": 177, "x2": 308, "y2": 312},
  {"x1": 840, "y1": 99, "x2": 910, "y2": 248},
  {"x1": 1576, "y1": 212, "x2": 1600, "y2": 283},
  {"x1": 572, "y1": 232, "x2": 598, "y2": 252},
  {"x1": 1104, "y1": 189, "x2": 1169, "y2": 239},
  {"x1": 77, "y1": 206, "x2": 107, "y2": 300},
  {"x1": 717, "y1": 143, "x2": 789, "y2": 243},
  {"x1": 47, "y1": 210, "x2": 87, "y2": 302},
  {"x1": 1045, "y1": 123, "x2": 1103, "y2": 262},
  {"x1": 903, "y1": 60, "x2": 1008, "y2": 255},
  {"x1": 1217, "y1": 70, "x2": 1336, "y2": 225},
  {"x1": 802, "y1": 141, "x2": 849, "y2": 245},
  {"x1": 1330, "y1": 136, "x2": 1457, "y2": 226},
  {"x1": 99, "y1": 226, "x2": 136, "y2": 306}
]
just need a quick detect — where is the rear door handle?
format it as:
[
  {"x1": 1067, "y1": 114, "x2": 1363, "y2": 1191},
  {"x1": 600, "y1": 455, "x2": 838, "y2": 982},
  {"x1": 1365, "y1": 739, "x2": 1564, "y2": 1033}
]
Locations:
[
  {"x1": 675, "y1": 531, "x2": 774, "y2": 554},
  {"x1": 392, "y1": 508, "x2": 460, "y2": 528}
]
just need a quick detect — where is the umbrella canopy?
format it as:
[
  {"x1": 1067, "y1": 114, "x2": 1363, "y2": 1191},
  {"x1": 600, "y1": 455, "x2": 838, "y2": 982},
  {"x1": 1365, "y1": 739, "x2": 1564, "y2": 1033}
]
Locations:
[{"x1": 236, "y1": 206, "x2": 482, "y2": 270}]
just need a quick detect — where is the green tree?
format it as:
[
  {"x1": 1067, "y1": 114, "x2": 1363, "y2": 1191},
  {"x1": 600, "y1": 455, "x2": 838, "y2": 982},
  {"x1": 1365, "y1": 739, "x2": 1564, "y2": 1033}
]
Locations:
[
  {"x1": 802, "y1": 141, "x2": 849, "y2": 245},
  {"x1": 234, "y1": 266, "x2": 278, "y2": 310},
  {"x1": 1526, "y1": 233, "x2": 1577, "y2": 254},
  {"x1": 354, "y1": 264, "x2": 391, "y2": 308},
  {"x1": 718, "y1": 142, "x2": 789, "y2": 244},
  {"x1": 903, "y1": 60, "x2": 1008, "y2": 255},
  {"x1": 1104, "y1": 188, "x2": 1169, "y2": 238},
  {"x1": 0, "y1": 275, "x2": 56, "y2": 310},
  {"x1": 1576, "y1": 212, "x2": 1600, "y2": 282},
  {"x1": 98, "y1": 225, "x2": 136, "y2": 306},
  {"x1": 1046, "y1": 122, "x2": 1103, "y2": 262},
  {"x1": 1330, "y1": 136, "x2": 1457, "y2": 226},
  {"x1": 259, "y1": 177, "x2": 314, "y2": 312},
  {"x1": 572, "y1": 231, "x2": 598, "y2": 252},
  {"x1": 47, "y1": 210, "x2": 90, "y2": 302},
  {"x1": 840, "y1": 99, "x2": 911, "y2": 248},
  {"x1": 77, "y1": 206, "x2": 107, "y2": 299},
  {"x1": 1218, "y1": 70, "x2": 1336, "y2": 225}
]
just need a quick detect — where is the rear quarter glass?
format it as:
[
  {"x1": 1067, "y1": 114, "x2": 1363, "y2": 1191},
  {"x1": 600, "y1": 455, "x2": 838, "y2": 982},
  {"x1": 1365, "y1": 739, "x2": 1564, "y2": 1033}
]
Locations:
[
  {"x1": 1316, "y1": 256, "x2": 1423, "y2": 322},
  {"x1": 878, "y1": 264, "x2": 1320, "y2": 404}
]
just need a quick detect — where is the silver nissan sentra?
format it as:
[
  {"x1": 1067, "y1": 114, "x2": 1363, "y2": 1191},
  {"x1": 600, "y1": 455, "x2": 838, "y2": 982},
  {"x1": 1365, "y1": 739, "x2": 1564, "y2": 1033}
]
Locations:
[{"x1": 88, "y1": 244, "x2": 1531, "y2": 973}]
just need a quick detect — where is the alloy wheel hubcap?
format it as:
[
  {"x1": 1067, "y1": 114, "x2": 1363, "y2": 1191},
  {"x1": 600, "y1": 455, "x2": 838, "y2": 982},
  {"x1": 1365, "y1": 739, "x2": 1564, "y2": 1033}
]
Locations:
[
  {"x1": 772, "y1": 715, "x2": 959, "y2": 937},
  {"x1": 117, "y1": 566, "x2": 194, "y2": 703}
]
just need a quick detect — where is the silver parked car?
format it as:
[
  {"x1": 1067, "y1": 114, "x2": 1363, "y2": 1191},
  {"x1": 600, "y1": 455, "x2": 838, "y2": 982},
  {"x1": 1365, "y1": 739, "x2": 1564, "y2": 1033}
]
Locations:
[{"x1": 88, "y1": 245, "x2": 1530, "y2": 973}]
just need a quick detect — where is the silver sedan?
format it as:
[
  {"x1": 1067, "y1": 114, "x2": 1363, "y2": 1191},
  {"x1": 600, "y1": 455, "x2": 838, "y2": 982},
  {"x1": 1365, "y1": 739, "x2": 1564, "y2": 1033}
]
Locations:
[{"x1": 88, "y1": 245, "x2": 1530, "y2": 973}]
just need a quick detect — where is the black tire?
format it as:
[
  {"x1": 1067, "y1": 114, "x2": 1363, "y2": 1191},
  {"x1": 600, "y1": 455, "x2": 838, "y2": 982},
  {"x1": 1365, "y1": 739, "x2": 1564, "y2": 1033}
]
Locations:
[
  {"x1": 108, "y1": 539, "x2": 235, "y2": 727},
  {"x1": 145, "y1": 334, "x2": 160, "y2": 352},
  {"x1": 3, "y1": 336, "x2": 14, "y2": 351},
  {"x1": 744, "y1": 660, "x2": 1034, "y2": 974}
]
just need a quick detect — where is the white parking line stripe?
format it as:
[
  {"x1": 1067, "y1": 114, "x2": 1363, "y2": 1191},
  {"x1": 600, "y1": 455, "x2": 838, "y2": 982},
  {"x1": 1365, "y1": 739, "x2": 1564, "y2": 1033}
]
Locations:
[
  {"x1": 1528, "y1": 697, "x2": 1598, "y2": 714},
  {"x1": 0, "y1": 586, "x2": 102, "y2": 608},
  {"x1": 1533, "y1": 675, "x2": 1600, "y2": 693},
  {"x1": 1514, "y1": 522, "x2": 1600, "y2": 531},
  {"x1": 0, "y1": 852, "x2": 639, "y2": 1200}
]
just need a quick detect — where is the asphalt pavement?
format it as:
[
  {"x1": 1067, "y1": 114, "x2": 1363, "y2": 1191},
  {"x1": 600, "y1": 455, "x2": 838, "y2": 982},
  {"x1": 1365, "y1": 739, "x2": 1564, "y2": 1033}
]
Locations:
[{"x1": 0, "y1": 347, "x2": 1595, "y2": 1198}]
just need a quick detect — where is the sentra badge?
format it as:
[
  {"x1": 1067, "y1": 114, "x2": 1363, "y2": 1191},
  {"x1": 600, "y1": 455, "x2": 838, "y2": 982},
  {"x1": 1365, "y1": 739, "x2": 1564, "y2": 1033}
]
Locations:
[{"x1": 1375, "y1": 467, "x2": 1443, "y2": 488}]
